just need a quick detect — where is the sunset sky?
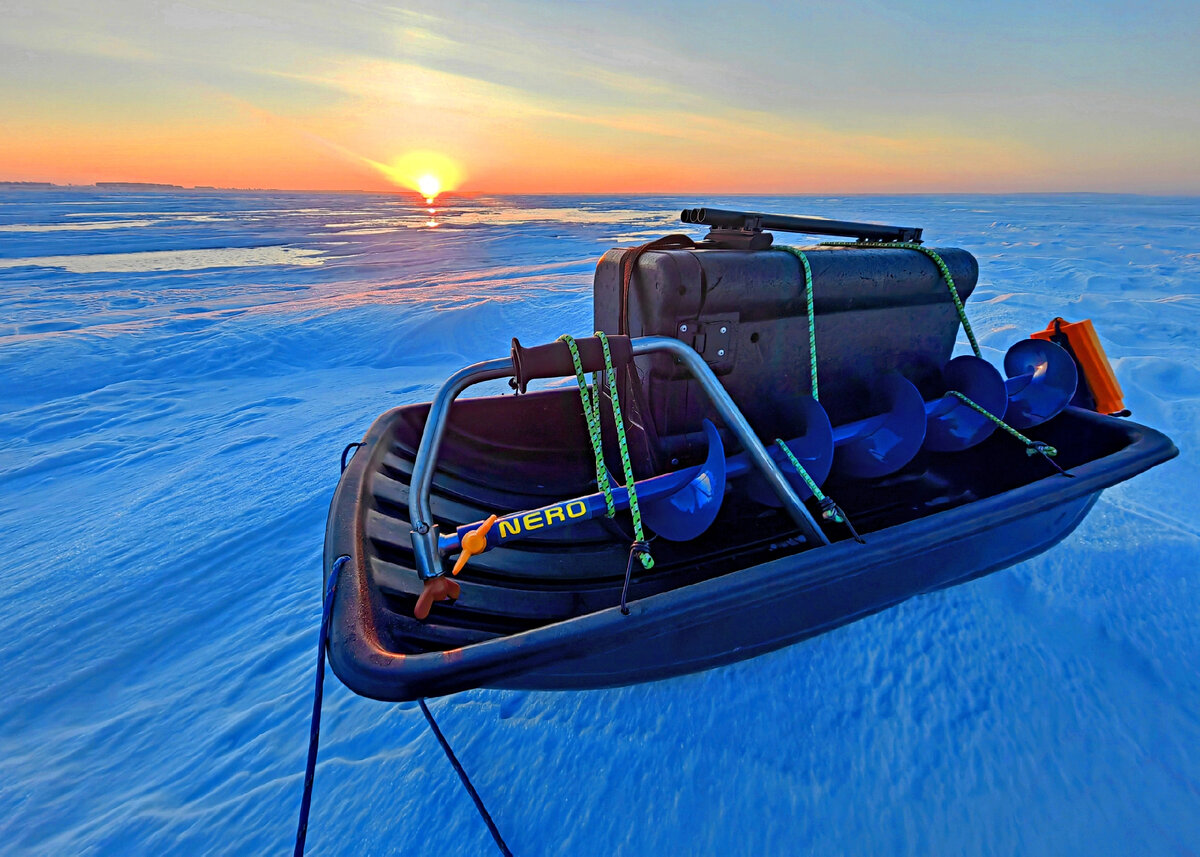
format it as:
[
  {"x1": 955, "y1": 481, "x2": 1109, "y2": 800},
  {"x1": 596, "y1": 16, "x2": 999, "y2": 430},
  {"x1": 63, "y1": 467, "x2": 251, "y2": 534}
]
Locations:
[{"x1": 2, "y1": 0, "x2": 1198, "y2": 194}]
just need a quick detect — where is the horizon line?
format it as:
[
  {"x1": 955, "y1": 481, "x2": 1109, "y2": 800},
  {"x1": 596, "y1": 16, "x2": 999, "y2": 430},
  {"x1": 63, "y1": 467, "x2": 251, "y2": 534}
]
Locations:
[{"x1": 3, "y1": 181, "x2": 1199, "y2": 198}]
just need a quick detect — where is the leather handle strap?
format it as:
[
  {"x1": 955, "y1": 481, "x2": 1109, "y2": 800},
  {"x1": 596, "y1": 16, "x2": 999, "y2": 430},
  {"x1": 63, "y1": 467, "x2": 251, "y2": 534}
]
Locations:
[{"x1": 617, "y1": 234, "x2": 696, "y2": 335}]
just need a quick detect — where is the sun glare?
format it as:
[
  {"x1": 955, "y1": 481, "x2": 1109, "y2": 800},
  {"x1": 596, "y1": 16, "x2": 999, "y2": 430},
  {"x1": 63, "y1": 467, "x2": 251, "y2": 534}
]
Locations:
[{"x1": 375, "y1": 150, "x2": 463, "y2": 204}]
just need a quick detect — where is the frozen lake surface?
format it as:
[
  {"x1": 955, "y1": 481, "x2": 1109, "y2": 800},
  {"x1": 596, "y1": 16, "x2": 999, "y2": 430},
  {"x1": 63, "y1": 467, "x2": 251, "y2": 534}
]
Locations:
[{"x1": 1, "y1": 189, "x2": 1197, "y2": 855}]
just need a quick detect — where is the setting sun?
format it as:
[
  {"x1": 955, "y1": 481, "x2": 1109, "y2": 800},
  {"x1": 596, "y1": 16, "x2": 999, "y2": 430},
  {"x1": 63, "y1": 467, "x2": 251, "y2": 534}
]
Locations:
[
  {"x1": 417, "y1": 174, "x2": 441, "y2": 203},
  {"x1": 371, "y1": 150, "x2": 463, "y2": 203}
]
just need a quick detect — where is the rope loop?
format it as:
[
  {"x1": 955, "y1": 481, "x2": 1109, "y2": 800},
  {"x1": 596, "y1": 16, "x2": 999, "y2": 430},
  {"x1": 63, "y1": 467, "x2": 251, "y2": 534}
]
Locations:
[
  {"x1": 620, "y1": 540, "x2": 652, "y2": 615},
  {"x1": 340, "y1": 442, "x2": 364, "y2": 473},
  {"x1": 596, "y1": 332, "x2": 653, "y2": 570}
]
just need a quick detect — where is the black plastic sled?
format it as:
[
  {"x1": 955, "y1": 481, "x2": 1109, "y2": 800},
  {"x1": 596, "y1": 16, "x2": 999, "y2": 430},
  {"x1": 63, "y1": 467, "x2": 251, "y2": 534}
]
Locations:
[{"x1": 323, "y1": 209, "x2": 1177, "y2": 702}]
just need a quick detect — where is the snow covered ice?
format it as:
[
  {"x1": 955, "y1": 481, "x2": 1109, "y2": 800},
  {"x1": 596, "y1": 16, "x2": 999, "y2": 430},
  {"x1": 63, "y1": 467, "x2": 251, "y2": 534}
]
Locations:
[{"x1": 1, "y1": 189, "x2": 1197, "y2": 855}]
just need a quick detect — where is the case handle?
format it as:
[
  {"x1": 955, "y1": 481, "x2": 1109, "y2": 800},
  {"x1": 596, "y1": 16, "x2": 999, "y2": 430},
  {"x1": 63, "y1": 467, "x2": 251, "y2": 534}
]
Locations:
[{"x1": 510, "y1": 334, "x2": 633, "y2": 393}]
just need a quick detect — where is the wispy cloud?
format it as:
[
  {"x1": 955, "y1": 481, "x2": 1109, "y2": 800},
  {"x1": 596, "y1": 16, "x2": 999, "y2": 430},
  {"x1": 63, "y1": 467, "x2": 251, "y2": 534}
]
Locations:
[
  {"x1": 0, "y1": 23, "x2": 161, "y2": 63},
  {"x1": 2, "y1": 0, "x2": 1196, "y2": 191}
]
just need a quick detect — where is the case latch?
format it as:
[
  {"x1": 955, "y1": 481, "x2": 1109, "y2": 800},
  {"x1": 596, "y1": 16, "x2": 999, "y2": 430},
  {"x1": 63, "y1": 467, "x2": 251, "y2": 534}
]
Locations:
[{"x1": 677, "y1": 318, "x2": 736, "y2": 371}]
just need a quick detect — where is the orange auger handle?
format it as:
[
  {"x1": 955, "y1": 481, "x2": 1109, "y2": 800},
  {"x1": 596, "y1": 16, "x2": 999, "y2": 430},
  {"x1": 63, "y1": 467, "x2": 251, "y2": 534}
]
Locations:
[{"x1": 452, "y1": 515, "x2": 498, "y2": 576}]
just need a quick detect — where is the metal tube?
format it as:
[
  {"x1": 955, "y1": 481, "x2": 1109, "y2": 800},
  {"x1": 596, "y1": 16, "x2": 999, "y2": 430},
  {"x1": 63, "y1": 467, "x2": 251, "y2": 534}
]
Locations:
[
  {"x1": 631, "y1": 336, "x2": 829, "y2": 546},
  {"x1": 681, "y1": 207, "x2": 922, "y2": 244},
  {"x1": 409, "y1": 358, "x2": 515, "y2": 579}
]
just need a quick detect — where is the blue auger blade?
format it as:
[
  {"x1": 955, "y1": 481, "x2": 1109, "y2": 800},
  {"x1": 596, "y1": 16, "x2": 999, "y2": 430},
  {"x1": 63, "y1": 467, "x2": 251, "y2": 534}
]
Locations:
[
  {"x1": 831, "y1": 373, "x2": 927, "y2": 479},
  {"x1": 924, "y1": 355, "x2": 1009, "y2": 452},
  {"x1": 742, "y1": 396, "x2": 835, "y2": 506},
  {"x1": 641, "y1": 419, "x2": 727, "y2": 541},
  {"x1": 1003, "y1": 338, "x2": 1078, "y2": 429}
]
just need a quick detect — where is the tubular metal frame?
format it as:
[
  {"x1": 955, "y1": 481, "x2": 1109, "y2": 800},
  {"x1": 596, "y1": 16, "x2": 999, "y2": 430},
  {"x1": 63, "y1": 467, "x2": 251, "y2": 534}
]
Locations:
[{"x1": 408, "y1": 335, "x2": 828, "y2": 580}]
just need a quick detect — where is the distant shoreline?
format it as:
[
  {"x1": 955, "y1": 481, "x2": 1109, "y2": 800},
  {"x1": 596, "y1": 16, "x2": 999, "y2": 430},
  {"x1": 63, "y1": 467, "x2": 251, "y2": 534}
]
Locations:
[{"x1": 0, "y1": 181, "x2": 302, "y2": 193}]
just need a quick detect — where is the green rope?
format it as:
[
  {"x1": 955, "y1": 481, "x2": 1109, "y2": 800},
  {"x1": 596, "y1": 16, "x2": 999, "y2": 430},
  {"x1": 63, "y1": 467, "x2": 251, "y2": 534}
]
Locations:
[
  {"x1": 775, "y1": 246, "x2": 819, "y2": 400},
  {"x1": 597, "y1": 333, "x2": 654, "y2": 570},
  {"x1": 946, "y1": 391, "x2": 1056, "y2": 455},
  {"x1": 559, "y1": 333, "x2": 654, "y2": 569},
  {"x1": 773, "y1": 439, "x2": 830, "y2": 508},
  {"x1": 763, "y1": 251, "x2": 867, "y2": 538},
  {"x1": 560, "y1": 334, "x2": 615, "y2": 516},
  {"x1": 773, "y1": 439, "x2": 866, "y2": 542},
  {"x1": 946, "y1": 391, "x2": 1069, "y2": 475},
  {"x1": 819, "y1": 242, "x2": 1070, "y2": 476},
  {"x1": 822, "y1": 241, "x2": 982, "y2": 359}
]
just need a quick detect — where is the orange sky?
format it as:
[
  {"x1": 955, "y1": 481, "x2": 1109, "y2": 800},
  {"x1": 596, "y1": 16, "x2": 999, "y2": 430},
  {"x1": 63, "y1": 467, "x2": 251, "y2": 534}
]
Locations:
[{"x1": 2, "y1": 2, "x2": 1198, "y2": 194}]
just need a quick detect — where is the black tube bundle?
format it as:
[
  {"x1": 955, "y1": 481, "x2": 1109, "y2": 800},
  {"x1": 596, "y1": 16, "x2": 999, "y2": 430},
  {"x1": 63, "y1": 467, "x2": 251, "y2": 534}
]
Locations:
[{"x1": 681, "y1": 207, "x2": 923, "y2": 244}]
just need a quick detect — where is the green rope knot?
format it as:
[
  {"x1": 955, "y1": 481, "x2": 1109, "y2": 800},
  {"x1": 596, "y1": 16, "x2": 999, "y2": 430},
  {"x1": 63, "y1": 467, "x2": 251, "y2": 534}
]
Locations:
[
  {"x1": 818, "y1": 496, "x2": 866, "y2": 544},
  {"x1": 1025, "y1": 440, "x2": 1058, "y2": 458},
  {"x1": 947, "y1": 391, "x2": 1071, "y2": 476},
  {"x1": 818, "y1": 497, "x2": 844, "y2": 523},
  {"x1": 560, "y1": 332, "x2": 654, "y2": 569}
]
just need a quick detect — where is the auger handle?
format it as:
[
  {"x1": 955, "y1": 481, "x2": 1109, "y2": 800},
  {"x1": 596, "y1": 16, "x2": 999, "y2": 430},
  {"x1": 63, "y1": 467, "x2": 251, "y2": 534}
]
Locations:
[{"x1": 510, "y1": 334, "x2": 633, "y2": 393}]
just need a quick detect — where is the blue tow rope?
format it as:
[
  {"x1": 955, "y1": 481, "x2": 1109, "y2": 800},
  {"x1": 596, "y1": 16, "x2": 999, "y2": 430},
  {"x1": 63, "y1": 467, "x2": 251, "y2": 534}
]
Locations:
[
  {"x1": 294, "y1": 555, "x2": 349, "y2": 856},
  {"x1": 294, "y1": 555, "x2": 513, "y2": 856},
  {"x1": 419, "y1": 699, "x2": 514, "y2": 857}
]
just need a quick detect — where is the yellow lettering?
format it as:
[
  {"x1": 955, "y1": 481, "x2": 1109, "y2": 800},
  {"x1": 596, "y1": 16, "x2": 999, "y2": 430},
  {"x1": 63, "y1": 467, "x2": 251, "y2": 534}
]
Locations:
[
  {"x1": 566, "y1": 500, "x2": 587, "y2": 519},
  {"x1": 498, "y1": 519, "x2": 522, "y2": 538},
  {"x1": 522, "y1": 511, "x2": 545, "y2": 531},
  {"x1": 545, "y1": 506, "x2": 566, "y2": 525}
]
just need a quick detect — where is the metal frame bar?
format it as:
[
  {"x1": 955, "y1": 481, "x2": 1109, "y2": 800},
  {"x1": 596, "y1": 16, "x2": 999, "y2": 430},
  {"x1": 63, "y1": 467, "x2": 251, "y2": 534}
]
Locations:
[{"x1": 408, "y1": 336, "x2": 828, "y2": 580}]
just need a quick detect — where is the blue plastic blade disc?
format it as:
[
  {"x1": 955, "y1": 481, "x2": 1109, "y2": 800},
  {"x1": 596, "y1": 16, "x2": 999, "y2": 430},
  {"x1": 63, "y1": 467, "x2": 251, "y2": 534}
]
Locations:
[
  {"x1": 832, "y1": 373, "x2": 927, "y2": 478},
  {"x1": 924, "y1": 356, "x2": 1009, "y2": 452},
  {"x1": 641, "y1": 419, "x2": 727, "y2": 541},
  {"x1": 1003, "y1": 338, "x2": 1078, "y2": 429},
  {"x1": 745, "y1": 396, "x2": 835, "y2": 506}
]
